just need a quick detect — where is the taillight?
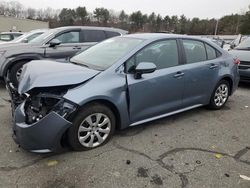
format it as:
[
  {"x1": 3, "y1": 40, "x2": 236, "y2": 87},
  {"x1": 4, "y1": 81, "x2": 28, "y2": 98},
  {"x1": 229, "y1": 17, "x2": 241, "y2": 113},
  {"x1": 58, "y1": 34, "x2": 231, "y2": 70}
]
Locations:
[{"x1": 233, "y1": 58, "x2": 240, "y2": 65}]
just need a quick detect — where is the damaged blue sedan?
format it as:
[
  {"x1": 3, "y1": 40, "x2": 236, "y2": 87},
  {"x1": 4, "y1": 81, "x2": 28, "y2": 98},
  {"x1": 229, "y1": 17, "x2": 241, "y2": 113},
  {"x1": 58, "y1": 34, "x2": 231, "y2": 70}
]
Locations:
[{"x1": 7, "y1": 34, "x2": 239, "y2": 153}]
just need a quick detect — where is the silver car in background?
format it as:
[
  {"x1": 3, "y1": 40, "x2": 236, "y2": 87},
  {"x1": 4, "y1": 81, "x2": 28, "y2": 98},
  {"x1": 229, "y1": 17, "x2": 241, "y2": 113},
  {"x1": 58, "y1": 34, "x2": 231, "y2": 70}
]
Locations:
[
  {"x1": 0, "y1": 32, "x2": 23, "y2": 42},
  {"x1": 5, "y1": 29, "x2": 48, "y2": 44}
]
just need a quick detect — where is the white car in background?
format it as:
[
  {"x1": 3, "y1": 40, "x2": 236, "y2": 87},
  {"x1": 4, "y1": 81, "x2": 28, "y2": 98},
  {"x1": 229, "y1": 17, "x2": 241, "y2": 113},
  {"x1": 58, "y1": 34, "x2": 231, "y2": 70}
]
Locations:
[
  {"x1": 0, "y1": 29, "x2": 48, "y2": 45},
  {"x1": 0, "y1": 32, "x2": 23, "y2": 42}
]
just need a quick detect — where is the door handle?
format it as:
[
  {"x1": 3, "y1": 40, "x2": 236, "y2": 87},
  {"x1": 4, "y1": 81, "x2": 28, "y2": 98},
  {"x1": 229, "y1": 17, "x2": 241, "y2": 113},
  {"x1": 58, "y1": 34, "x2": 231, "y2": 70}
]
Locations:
[
  {"x1": 173, "y1": 72, "x2": 185, "y2": 78},
  {"x1": 73, "y1": 46, "x2": 81, "y2": 50},
  {"x1": 210, "y1": 64, "x2": 218, "y2": 69}
]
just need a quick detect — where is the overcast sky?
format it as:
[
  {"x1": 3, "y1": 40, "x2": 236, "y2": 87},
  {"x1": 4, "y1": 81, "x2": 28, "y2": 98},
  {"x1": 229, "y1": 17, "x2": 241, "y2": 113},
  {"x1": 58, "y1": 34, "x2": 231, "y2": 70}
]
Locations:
[{"x1": 14, "y1": 0, "x2": 250, "y2": 19}]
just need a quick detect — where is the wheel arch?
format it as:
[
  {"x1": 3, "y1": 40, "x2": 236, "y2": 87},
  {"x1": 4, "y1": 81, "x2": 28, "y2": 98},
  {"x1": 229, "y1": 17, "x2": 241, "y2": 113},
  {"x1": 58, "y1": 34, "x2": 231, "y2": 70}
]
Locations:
[
  {"x1": 3, "y1": 55, "x2": 42, "y2": 77},
  {"x1": 220, "y1": 76, "x2": 233, "y2": 95},
  {"x1": 70, "y1": 99, "x2": 122, "y2": 130}
]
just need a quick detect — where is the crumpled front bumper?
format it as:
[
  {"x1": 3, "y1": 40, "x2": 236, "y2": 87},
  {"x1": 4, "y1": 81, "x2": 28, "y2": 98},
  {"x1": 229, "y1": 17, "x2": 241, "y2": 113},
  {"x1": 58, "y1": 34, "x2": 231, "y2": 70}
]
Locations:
[{"x1": 13, "y1": 102, "x2": 72, "y2": 153}]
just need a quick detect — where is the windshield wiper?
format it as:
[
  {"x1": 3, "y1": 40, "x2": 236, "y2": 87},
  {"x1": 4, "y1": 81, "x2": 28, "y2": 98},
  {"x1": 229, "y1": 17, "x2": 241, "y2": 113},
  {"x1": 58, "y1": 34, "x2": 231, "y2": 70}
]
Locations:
[
  {"x1": 70, "y1": 60, "x2": 105, "y2": 71},
  {"x1": 70, "y1": 60, "x2": 90, "y2": 68}
]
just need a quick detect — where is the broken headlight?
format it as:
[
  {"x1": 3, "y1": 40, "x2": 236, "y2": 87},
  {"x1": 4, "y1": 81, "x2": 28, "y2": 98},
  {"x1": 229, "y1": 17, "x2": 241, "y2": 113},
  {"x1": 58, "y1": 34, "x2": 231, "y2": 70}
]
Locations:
[
  {"x1": 53, "y1": 100, "x2": 77, "y2": 118},
  {"x1": 24, "y1": 93, "x2": 77, "y2": 124}
]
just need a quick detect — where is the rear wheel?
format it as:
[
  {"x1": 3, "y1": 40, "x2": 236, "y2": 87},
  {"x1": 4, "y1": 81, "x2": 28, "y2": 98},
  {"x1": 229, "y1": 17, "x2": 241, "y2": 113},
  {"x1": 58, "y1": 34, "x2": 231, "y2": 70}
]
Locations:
[
  {"x1": 9, "y1": 61, "x2": 29, "y2": 87},
  {"x1": 68, "y1": 103, "x2": 116, "y2": 151},
  {"x1": 208, "y1": 80, "x2": 230, "y2": 110}
]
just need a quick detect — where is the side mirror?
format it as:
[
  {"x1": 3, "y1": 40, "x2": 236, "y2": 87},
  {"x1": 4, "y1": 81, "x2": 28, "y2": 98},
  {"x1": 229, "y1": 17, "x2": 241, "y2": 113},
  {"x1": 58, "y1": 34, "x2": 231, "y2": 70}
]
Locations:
[
  {"x1": 134, "y1": 62, "x2": 156, "y2": 79},
  {"x1": 49, "y1": 39, "x2": 61, "y2": 47},
  {"x1": 220, "y1": 41, "x2": 225, "y2": 48},
  {"x1": 230, "y1": 44, "x2": 236, "y2": 49}
]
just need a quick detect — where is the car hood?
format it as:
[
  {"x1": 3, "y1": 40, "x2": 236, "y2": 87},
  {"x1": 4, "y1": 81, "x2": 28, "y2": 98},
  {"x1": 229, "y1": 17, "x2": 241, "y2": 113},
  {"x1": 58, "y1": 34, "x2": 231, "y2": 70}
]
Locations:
[
  {"x1": 0, "y1": 43, "x2": 42, "y2": 57},
  {"x1": 229, "y1": 49, "x2": 250, "y2": 62},
  {"x1": 18, "y1": 60, "x2": 100, "y2": 94}
]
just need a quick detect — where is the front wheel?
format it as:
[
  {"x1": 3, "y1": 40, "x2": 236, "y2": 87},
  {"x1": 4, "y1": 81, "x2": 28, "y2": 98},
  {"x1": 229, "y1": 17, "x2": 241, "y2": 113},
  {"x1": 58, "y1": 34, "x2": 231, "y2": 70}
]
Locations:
[
  {"x1": 9, "y1": 61, "x2": 28, "y2": 87},
  {"x1": 67, "y1": 103, "x2": 116, "y2": 151},
  {"x1": 208, "y1": 80, "x2": 230, "y2": 110}
]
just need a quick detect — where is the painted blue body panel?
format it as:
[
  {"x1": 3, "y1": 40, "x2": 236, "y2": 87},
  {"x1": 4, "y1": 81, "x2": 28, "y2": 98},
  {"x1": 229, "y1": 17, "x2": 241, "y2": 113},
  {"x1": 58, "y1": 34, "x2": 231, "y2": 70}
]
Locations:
[{"x1": 12, "y1": 34, "x2": 239, "y2": 152}]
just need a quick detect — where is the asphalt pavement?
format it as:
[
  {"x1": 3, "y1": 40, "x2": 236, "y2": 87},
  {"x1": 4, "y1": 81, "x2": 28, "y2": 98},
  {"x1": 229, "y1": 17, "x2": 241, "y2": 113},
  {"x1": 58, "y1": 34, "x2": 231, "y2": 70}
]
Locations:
[{"x1": 0, "y1": 82, "x2": 250, "y2": 188}]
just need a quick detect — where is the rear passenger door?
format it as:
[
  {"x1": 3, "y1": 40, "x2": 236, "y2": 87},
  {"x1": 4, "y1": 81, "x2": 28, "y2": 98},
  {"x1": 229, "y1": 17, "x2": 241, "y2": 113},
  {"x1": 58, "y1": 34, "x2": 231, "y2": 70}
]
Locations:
[
  {"x1": 80, "y1": 30, "x2": 107, "y2": 51},
  {"x1": 181, "y1": 39, "x2": 221, "y2": 107}
]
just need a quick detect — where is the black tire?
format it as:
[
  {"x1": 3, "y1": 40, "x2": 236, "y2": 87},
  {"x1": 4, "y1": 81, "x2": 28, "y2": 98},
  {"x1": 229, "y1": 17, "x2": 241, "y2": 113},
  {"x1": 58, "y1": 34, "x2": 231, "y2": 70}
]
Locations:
[
  {"x1": 208, "y1": 80, "x2": 230, "y2": 110},
  {"x1": 68, "y1": 103, "x2": 116, "y2": 151},
  {"x1": 9, "y1": 61, "x2": 29, "y2": 87}
]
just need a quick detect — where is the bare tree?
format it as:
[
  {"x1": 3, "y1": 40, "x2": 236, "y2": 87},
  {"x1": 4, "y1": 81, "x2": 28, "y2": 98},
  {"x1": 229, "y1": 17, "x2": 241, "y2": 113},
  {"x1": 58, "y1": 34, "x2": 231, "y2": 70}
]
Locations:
[
  {"x1": 27, "y1": 8, "x2": 36, "y2": 19},
  {"x1": 8, "y1": 1, "x2": 23, "y2": 17}
]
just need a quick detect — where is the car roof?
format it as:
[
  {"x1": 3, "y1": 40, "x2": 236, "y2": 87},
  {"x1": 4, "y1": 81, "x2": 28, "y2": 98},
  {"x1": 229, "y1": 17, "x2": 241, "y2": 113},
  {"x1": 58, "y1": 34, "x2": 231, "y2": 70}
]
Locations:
[
  {"x1": 121, "y1": 33, "x2": 224, "y2": 53},
  {"x1": 123, "y1": 33, "x2": 203, "y2": 40},
  {"x1": 53, "y1": 26, "x2": 128, "y2": 34}
]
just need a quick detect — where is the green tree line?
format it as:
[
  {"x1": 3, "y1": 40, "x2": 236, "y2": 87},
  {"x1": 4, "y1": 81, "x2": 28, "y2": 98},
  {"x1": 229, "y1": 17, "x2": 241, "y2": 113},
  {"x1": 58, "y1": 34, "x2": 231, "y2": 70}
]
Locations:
[
  {"x1": 0, "y1": 1, "x2": 249, "y2": 34},
  {"x1": 55, "y1": 6, "x2": 250, "y2": 35}
]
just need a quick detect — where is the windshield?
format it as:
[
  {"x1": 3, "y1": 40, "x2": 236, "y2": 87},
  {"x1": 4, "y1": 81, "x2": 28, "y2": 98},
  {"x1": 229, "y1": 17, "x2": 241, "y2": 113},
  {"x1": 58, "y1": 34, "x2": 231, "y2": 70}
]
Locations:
[
  {"x1": 236, "y1": 37, "x2": 250, "y2": 49},
  {"x1": 12, "y1": 33, "x2": 29, "y2": 42},
  {"x1": 29, "y1": 29, "x2": 56, "y2": 44},
  {"x1": 70, "y1": 37, "x2": 144, "y2": 70}
]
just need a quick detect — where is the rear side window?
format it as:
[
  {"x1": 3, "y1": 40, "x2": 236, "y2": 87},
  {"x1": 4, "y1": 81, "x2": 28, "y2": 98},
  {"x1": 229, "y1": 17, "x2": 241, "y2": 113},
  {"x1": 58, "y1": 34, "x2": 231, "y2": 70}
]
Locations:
[
  {"x1": 183, "y1": 40, "x2": 206, "y2": 64},
  {"x1": 83, "y1": 30, "x2": 106, "y2": 42},
  {"x1": 54, "y1": 31, "x2": 80, "y2": 43},
  {"x1": 205, "y1": 44, "x2": 217, "y2": 60},
  {"x1": 105, "y1": 31, "x2": 120, "y2": 38}
]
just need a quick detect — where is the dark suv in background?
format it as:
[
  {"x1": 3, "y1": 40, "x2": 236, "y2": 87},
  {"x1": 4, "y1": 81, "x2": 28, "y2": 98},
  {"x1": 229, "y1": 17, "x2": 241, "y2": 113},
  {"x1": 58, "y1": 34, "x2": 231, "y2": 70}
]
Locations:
[{"x1": 0, "y1": 26, "x2": 128, "y2": 86}]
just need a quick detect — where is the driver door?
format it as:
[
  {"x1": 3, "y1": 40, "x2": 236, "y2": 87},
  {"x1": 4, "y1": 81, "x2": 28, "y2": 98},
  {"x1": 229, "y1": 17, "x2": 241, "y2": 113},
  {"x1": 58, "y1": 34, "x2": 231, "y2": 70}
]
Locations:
[
  {"x1": 45, "y1": 30, "x2": 82, "y2": 61},
  {"x1": 126, "y1": 39, "x2": 185, "y2": 124}
]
